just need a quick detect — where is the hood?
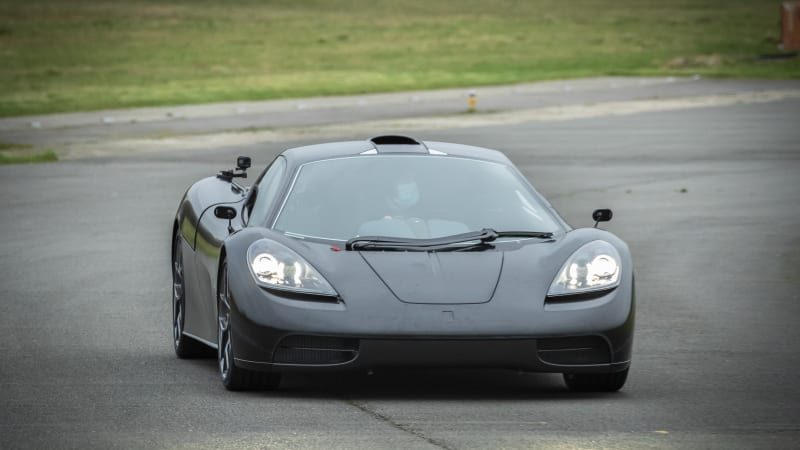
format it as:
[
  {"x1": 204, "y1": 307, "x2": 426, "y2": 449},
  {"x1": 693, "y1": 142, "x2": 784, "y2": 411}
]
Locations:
[{"x1": 360, "y1": 251, "x2": 503, "y2": 304}]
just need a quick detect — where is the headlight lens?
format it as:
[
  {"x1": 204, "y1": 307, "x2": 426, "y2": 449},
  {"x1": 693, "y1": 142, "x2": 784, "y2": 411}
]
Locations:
[
  {"x1": 548, "y1": 240, "x2": 621, "y2": 296},
  {"x1": 246, "y1": 239, "x2": 337, "y2": 296}
]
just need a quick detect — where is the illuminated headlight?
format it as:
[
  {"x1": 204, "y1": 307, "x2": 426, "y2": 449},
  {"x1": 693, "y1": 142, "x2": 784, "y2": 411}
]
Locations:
[
  {"x1": 247, "y1": 239, "x2": 337, "y2": 296},
  {"x1": 548, "y1": 240, "x2": 621, "y2": 296}
]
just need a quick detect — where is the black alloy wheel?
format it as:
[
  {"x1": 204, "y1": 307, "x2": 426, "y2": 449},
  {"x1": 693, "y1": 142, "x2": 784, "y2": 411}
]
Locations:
[{"x1": 217, "y1": 260, "x2": 281, "y2": 391}]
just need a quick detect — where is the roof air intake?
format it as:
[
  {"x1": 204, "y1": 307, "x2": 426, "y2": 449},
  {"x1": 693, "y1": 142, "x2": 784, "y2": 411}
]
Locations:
[
  {"x1": 368, "y1": 135, "x2": 428, "y2": 154},
  {"x1": 370, "y1": 135, "x2": 421, "y2": 146}
]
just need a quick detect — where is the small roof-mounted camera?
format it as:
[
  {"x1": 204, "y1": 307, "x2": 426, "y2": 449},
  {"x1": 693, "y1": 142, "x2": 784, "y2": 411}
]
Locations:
[{"x1": 217, "y1": 156, "x2": 251, "y2": 182}]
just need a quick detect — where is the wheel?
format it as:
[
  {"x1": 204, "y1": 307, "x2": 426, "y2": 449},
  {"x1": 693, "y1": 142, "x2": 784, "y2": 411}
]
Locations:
[
  {"x1": 563, "y1": 368, "x2": 629, "y2": 392},
  {"x1": 172, "y1": 234, "x2": 208, "y2": 358},
  {"x1": 218, "y1": 261, "x2": 281, "y2": 391}
]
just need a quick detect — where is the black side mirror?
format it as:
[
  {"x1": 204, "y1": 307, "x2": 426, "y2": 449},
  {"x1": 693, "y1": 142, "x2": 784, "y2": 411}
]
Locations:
[
  {"x1": 237, "y1": 156, "x2": 251, "y2": 171},
  {"x1": 592, "y1": 209, "x2": 613, "y2": 228},
  {"x1": 214, "y1": 206, "x2": 237, "y2": 233},
  {"x1": 214, "y1": 206, "x2": 237, "y2": 220}
]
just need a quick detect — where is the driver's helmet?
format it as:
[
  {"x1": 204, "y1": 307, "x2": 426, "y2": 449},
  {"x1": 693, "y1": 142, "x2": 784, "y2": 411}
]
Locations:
[{"x1": 387, "y1": 174, "x2": 420, "y2": 211}]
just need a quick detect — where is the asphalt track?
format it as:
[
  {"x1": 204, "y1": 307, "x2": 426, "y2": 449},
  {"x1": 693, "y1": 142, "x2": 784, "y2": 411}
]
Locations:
[{"x1": 1, "y1": 79, "x2": 799, "y2": 449}]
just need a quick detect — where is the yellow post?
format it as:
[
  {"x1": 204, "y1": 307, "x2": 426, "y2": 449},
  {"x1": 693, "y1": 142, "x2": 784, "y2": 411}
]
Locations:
[{"x1": 468, "y1": 91, "x2": 477, "y2": 113}]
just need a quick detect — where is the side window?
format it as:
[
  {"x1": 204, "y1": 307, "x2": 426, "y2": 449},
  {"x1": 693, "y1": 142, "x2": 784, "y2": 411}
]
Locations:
[{"x1": 247, "y1": 156, "x2": 287, "y2": 227}]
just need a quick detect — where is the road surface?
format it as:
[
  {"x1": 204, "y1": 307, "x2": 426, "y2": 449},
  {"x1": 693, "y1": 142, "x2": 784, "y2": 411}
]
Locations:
[{"x1": 1, "y1": 79, "x2": 799, "y2": 448}]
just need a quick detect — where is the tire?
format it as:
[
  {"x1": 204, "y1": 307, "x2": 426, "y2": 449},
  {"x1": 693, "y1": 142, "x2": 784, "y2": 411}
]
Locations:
[
  {"x1": 563, "y1": 368, "x2": 629, "y2": 392},
  {"x1": 172, "y1": 234, "x2": 208, "y2": 358},
  {"x1": 217, "y1": 260, "x2": 281, "y2": 391}
]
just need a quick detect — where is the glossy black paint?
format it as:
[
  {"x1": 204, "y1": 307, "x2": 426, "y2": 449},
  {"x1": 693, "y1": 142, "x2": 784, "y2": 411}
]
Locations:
[
  {"x1": 171, "y1": 138, "x2": 635, "y2": 384},
  {"x1": 174, "y1": 177, "x2": 247, "y2": 343}
]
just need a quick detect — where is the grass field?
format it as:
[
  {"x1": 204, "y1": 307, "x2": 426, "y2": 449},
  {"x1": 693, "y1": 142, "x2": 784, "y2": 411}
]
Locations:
[
  {"x1": 0, "y1": 0, "x2": 798, "y2": 117},
  {"x1": 0, "y1": 142, "x2": 57, "y2": 164}
]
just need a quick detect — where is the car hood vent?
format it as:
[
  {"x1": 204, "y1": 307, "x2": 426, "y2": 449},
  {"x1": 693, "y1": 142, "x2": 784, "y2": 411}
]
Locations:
[{"x1": 360, "y1": 251, "x2": 502, "y2": 304}]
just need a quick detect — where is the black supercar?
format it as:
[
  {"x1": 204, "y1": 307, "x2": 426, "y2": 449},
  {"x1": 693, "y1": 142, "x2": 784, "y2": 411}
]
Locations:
[{"x1": 171, "y1": 135, "x2": 634, "y2": 391}]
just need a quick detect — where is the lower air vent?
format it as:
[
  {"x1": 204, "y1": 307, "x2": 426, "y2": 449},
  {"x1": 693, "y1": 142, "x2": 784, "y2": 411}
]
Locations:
[
  {"x1": 273, "y1": 335, "x2": 359, "y2": 365},
  {"x1": 537, "y1": 336, "x2": 611, "y2": 365}
]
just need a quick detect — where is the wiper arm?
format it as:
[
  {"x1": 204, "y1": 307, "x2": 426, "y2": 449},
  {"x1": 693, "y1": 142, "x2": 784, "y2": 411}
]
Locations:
[{"x1": 345, "y1": 228, "x2": 498, "y2": 251}]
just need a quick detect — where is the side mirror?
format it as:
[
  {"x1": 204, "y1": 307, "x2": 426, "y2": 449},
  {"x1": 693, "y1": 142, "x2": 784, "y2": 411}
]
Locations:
[
  {"x1": 592, "y1": 209, "x2": 613, "y2": 228},
  {"x1": 214, "y1": 206, "x2": 237, "y2": 220},
  {"x1": 237, "y1": 156, "x2": 251, "y2": 171},
  {"x1": 214, "y1": 206, "x2": 237, "y2": 233}
]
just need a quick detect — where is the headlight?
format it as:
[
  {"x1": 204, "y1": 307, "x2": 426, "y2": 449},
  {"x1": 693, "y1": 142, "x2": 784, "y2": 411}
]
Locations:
[
  {"x1": 247, "y1": 239, "x2": 337, "y2": 296},
  {"x1": 548, "y1": 240, "x2": 621, "y2": 297}
]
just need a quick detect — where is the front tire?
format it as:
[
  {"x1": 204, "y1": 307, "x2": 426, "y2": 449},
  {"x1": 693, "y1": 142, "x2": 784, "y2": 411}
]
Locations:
[
  {"x1": 563, "y1": 368, "x2": 629, "y2": 392},
  {"x1": 172, "y1": 234, "x2": 207, "y2": 358},
  {"x1": 218, "y1": 260, "x2": 281, "y2": 391}
]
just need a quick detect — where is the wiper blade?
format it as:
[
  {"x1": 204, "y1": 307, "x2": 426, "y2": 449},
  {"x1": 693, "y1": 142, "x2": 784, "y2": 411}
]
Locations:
[
  {"x1": 437, "y1": 230, "x2": 554, "y2": 252},
  {"x1": 345, "y1": 228, "x2": 553, "y2": 251},
  {"x1": 495, "y1": 230, "x2": 554, "y2": 239},
  {"x1": 345, "y1": 228, "x2": 498, "y2": 251}
]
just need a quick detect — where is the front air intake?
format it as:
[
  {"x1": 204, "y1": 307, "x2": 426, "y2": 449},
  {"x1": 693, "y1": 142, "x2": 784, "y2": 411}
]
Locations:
[
  {"x1": 273, "y1": 335, "x2": 359, "y2": 365},
  {"x1": 537, "y1": 336, "x2": 611, "y2": 365}
]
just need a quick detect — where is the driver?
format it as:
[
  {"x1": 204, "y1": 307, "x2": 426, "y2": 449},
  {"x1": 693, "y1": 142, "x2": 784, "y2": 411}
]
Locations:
[
  {"x1": 358, "y1": 173, "x2": 427, "y2": 238},
  {"x1": 384, "y1": 175, "x2": 421, "y2": 218},
  {"x1": 357, "y1": 170, "x2": 471, "y2": 239}
]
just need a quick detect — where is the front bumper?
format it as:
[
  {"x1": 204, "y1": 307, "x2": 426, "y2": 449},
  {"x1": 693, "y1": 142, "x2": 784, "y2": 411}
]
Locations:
[
  {"x1": 228, "y1": 282, "x2": 635, "y2": 375},
  {"x1": 234, "y1": 333, "x2": 631, "y2": 374}
]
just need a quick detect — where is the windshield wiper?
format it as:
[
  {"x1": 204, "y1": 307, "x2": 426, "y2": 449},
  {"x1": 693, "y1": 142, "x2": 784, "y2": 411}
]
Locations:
[
  {"x1": 345, "y1": 228, "x2": 552, "y2": 251},
  {"x1": 494, "y1": 231, "x2": 554, "y2": 239},
  {"x1": 346, "y1": 228, "x2": 498, "y2": 251},
  {"x1": 434, "y1": 230, "x2": 554, "y2": 252}
]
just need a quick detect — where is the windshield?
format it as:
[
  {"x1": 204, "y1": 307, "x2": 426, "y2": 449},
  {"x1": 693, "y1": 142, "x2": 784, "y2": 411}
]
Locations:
[{"x1": 273, "y1": 155, "x2": 561, "y2": 241}]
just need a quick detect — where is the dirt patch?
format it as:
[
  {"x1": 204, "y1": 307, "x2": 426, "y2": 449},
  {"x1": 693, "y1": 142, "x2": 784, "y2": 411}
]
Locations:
[{"x1": 664, "y1": 54, "x2": 726, "y2": 69}]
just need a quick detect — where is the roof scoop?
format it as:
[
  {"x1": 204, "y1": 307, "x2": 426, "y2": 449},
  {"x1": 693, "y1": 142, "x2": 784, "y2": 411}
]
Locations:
[
  {"x1": 369, "y1": 135, "x2": 428, "y2": 154},
  {"x1": 370, "y1": 135, "x2": 423, "y2": 146}
]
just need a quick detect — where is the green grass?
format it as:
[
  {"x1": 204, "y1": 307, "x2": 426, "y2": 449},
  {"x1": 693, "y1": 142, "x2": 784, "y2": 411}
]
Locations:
[
  {"x1": 0, "y1": 141, "x2": 58, "y2": 165},
  {"x1": 0, "y1": 142, "x2": 33, "y2": 151},
  {"x1": 0, "y1": 0, "x2": 798, "y2": 117},
  {"x1": 0, "y1": 147, "x2": 58, "y2": 164}
]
